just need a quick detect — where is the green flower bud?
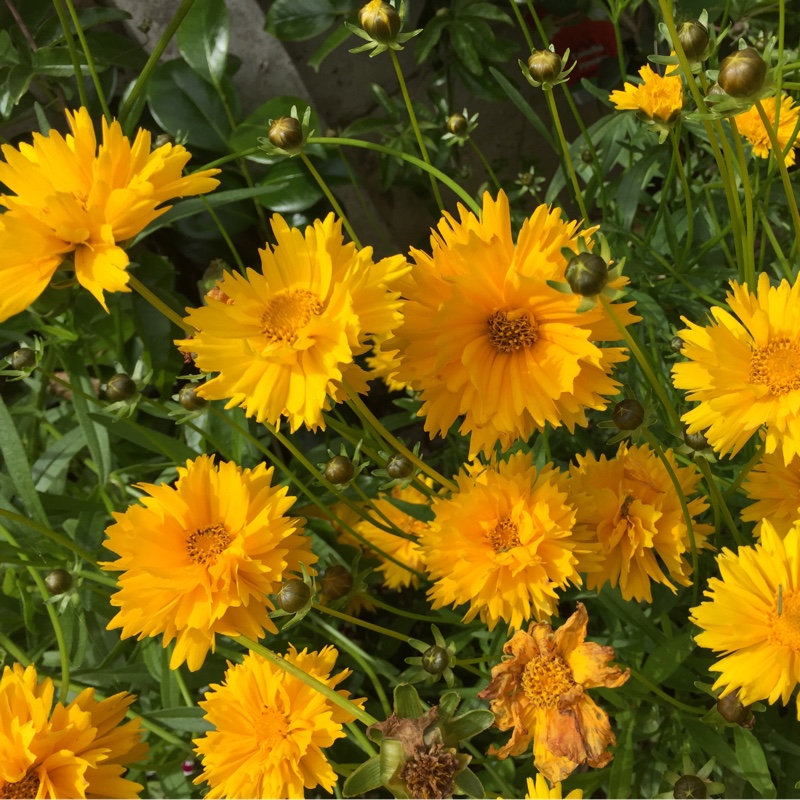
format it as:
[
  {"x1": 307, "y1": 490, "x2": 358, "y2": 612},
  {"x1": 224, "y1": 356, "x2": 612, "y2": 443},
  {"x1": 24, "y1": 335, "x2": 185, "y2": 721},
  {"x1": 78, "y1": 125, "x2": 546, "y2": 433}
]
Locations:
[
  {"x1": 613, "y1": 399, "x2": 645, "y2": 430},
  {"x1": 447, "y1": 114, "x2": 468, "y2": 136},
  {"x1": 321, "y1": 565, "x2": 353, "y2": 600},
  {"x1": 683, "y1": 427, "x2": 709, "y2": 451},
  {"x1": 421, "y1": 645, "x2": 449, "y2": 675},
  {"x1": 11, "y1": 347, "x2": 36, "y2": 370},
  {"x1": 673, "y1": 774, "x2": 707, "y2": 799},
  {"x1": 718, "y1": 47, "x2": 767, "y2": 98},
  {"x1": 45, "y1": 569, "x2": 73, "y2": 595},
  {"x1": 277, "y1": 579, "x2": 312, "y2": 612},
  {"x1": 565, "y1": 253, "x2": 608, "y2": 296},
  {"x1": 670, "y1": 335, "x2": 684, "y2": 354},
  {"x1": 268, "y1": 116, "x2": 304, "y2": 151},
  {"x1": 527, "y1": 49, "x2": 562, "y2": 84},
  {"x1": 178, "y1": 384, "x2": 207, "y2": 411},
  {"x1": 358, "y1": 0, "x2": 401, "y2": 44},
  {"x1": 105, "y1": 373, "x2": 137, "y2": 402},
  {"x1": 677, "y1": 20, "x2": 709, "y2": 61},
  {"x1": 325, "y1": 455, "x2": 355, "y2": 485},
  {"x1": 387, "y1": 454, "x2": 413, "y2": 479}
]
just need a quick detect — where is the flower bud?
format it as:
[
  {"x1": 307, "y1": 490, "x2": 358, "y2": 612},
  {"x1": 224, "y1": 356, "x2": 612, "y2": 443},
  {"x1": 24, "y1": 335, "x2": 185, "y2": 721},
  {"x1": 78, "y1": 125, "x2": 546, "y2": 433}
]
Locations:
[
  {"x1": 527, "y1": 49, "x2": 562, "y2": 84},
  {"x1": 387, "y1": 453, "x2": 413, "y2": 479},
  {"x1": 613, "y1": 399, "x2": 644, "y2": 430},
  {"x1": 11, "y1": 347, "x2": 36, "y2": 370},
  {"x1": 421, "y1": 645, "x2": 449, "y2": 675},
  {"x1": 716, "y1": 692, "x2": 755, "y2": 727},
  {"x1": 45, "y1": 569, "x2": 72, "y2": 595},
  {"x1": 320, "y1": 565, "x2": 353, "y2": 600},
  {"x1": 447, "y1": 114, "x2": 468, "y2": 136},
  {"x1": 677, "y1": 20, "x2": 709, "y2": 62},
  {"x1": 718, "y1": 47, "x2": 767, "y2": 98},
  {"x1": 268, "y1": 116, "x2": 303, "y2": 151},
  {"x1": 325, "y1": 455, "x2": 355, "y2": 484},
  {"x1": 673, "y1": 775, "x2": 707, "y2": 799},
  {"x1": 683, "y1": 427, "x2": 709, "y2": 451},
  {"x1": 670, "y1": 335, "x2": 684, "y2": 353},
  {"x1": 565, "y1": 253, "x2": 608, "y2": 296},
  {"x1": 277, "y1": 579, "x2": 312, "y2": 612},
  {"x1": 178, "y1": 384, "x2": 207, "y2": 411},
  {"x1": 358, "y1": 0, "x2": 401, "y2": 44},
  {"x1": 153, "y1": 133, "x2": 174, "y2": 149},
  {"x1": 105, "y1": 373, "x2": 137, "y2": 402}
]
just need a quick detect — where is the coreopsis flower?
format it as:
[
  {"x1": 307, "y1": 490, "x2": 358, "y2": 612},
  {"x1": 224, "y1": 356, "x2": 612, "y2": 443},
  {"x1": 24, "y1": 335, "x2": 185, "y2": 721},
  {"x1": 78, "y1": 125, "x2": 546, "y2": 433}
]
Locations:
[
  {"x1": 478, "y1": 603, "x2": 629, "y2": 783},
  {"x1": 421, "y1": 451, "x2": 593, "y2": 631},
  {"x1": 351, "y1": 483, "x2": 428, "y2": 590},
  {"x1": 366, "y1": 331, "x2": 410, "y2": 392},
  {"x1": 741, "y1": 449, "x2": 800, "y2": 537},
  {"x1": 735, "y1": 94, "x2": 800, "y2": 166},
  {"x1": 0, "y1": 663, "x2": 147, "y2": 798},
  {"x1": 193, "y1": 645, "x2": 364, "y2": 798},
  {"x1": 525, "y1": 773, "x2": 583, "y2": 799},
  {"x1": 389, "y1": 191, "x2": 637, "y2": 457},
  {"x1": 673, "y1": 273, "x2": 800, "y2": 464},
  {"x1": 101, "y1": 454, "x2": 316, "y2": 671},
  {"x1": 178, "y1": 213, "x2": 407, "y2": 432},
  {"x1": 568, "y1": 441, "x2": 712, "y2": 602},
  {"x1": 690, "y1": 520, "x2": 800, "y2": 719},
  {"x1": 0, "y1": 107, "x2": 219, "y2": 322},
  {"x1": 609, "y1": 64, "x2": 684, "y2": 123}
]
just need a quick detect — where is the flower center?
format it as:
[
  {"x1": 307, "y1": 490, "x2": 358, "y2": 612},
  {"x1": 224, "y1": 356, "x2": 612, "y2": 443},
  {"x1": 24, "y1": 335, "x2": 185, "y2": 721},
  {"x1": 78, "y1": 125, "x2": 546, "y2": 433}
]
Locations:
[
  {"x1": 1, "y1": 771, "x2": 40, "y2": 799},
  {"x1": 749, "y1": 338, "x2": 800, "y2": 395},
  {"x1": 399, "y1": 745, "x2": 460, "y2": 800},
  {"x1": 487, "y1": 310, "x2": 538, "y2": 354},
  {"x1": 260, "y1": 289, "x2": 322, "y2": 344},
  {"x1": 488, "y1": 516, "x2": 521, "y2": 552},
  {"x1": 186, "y1": 524, "x2": 231, "y2": 565},
  {"x1": 769, "y1": 587, "x2": 800, "y2": 651},
  {"x1": 521, "y1": 654, "x2": 576, "y2": 708},
  {"x1": 252, "y1": 705, "x2": 289, "y2": 749}
]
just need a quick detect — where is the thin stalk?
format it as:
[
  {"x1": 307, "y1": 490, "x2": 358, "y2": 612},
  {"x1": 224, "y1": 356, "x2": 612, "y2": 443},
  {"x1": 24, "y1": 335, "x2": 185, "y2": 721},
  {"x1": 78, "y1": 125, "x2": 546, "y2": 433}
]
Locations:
[
  {"x1": 63, "y1": 0, "x2": 111, "y2": 121},
  {"x1": 201, "y1": 196, "x2": 246, "y2": 273},
  {"x1": 669, "y1": 129, "x2": 694, "y2": 268},
  {"x1": 696, "y1": 456, "x2": 745, "y2": 547},
  {"x1": 51, "y1": 0, "x2": 88, "y2": 109},
  {"x1": 562, "y1": 85, "x2": 608, "y2": 213},
  {"x1": 523, "y1": 0, "x2": 549, "y2": 45},
  {"x1": 544, "y1": 89, "x2": 588, "y2": 220},
  {"x1": 728, "y1": 117, "x2": 756, "y2": 285},
  {"x1": 367, "y1": 595, "x2": 446, "y2": 624},
  {"x1": 702, "y1": 185, "x2": 737, "y2": 271},
  {"x1": 0, "y1": 508, "x2": 97, "y2": 565},
  {"x1": 300, "y1": 152, "x2": 362, "y2": 247},
  {"x1": 127, "y1": 274, "x2": 193, "y2": 333},
  {"x1": 756, "y1": 204, "x2": 793, "y2": 281},
  {"x1": 723, "y1": 442, "x2": 765, "y2": 500},
  {"x1": 236, "y1": 635, "x2": 377, "y2": 726},
  {"x1": 609, "y1": 9, "x2": 627, "y2": 79},
  {"x1": 388, "y1": 49, "x2": 444, "y2": 211},
  {"x1": 313, "y1": 603, "x2": 410, "y2": 644},
  {"x1": 194, "y1": 147, "x2": 260, "y2": 172},
  {"x1": 508, "y1": 0, "x2": 534, "y2": 51},
  {"x1": 0, "y1": 629, "x2": 29, "y2": 664},
  {"x1": 173, "y1": 662, "x2": 194, "y2": 707},
  {"x1": 346, "y1": 722, "x2": 378, "y2": 757},
  {"x1": 467, "y1": 137, "x2": 502, "y2": 191},
  {"x1": 309, "y1": 136, "x2": 480, "y2": 215},
  {"x1": 629, "y1": 668, "x2": 705, "y2": 715}
]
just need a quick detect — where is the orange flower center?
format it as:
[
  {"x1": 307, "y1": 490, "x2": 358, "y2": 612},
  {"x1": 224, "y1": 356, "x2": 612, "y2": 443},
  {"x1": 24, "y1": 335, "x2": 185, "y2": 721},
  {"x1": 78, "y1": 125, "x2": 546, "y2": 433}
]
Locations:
[
  {"x1": 1, "y1": 771, "x2": 40, "y2": 799},
  {"x1": 186, "y1": 523, "x2": 232, "y2": 565},
  {"x1": 488, "y1": 516, "x2": 521, "y2": 551},
  {"x1": 252, "y1": 705, "x2": 289, "y2": 749},
  {"x1": 749, "y1": 338, "x2": 800, "y2": 395},
  {"x1": 769, "y1": 587, "x2": 800, "y2": 651},
  {"x1": 260, "y1": 289, "x2": 323, "y2": 344},
  {"x1": 521, "y1": 654, "x2": 575, "y2": 708},
  {"x1": 487, "y1": 310, "x2": 538, "y2": 354}
]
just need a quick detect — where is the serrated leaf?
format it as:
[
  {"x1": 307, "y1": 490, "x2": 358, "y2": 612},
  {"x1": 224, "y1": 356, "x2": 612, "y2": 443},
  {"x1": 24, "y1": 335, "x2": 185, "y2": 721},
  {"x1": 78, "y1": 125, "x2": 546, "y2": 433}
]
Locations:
[{"x1": 177, "y1": 0, "x2": 230, "y2": 84}]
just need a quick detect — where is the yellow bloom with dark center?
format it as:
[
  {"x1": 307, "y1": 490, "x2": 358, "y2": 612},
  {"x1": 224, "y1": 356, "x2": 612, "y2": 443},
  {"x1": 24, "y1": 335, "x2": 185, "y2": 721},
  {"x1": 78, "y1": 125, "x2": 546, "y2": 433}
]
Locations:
[
  {"x1": 389, "y1": 191, "x2": 637, "y2": 457},
  {"x1": 0, "y1": 107, "x2": 219, "y2": 322},
  {"x1": 0, "y1": 663, "x2": 147, "y2": 799},
  {"x1": 735, "y1": 94, "x2": 800, "y2": 166},
  {"x1": 421, "y1": 451, "x2": 592, "y2": 631},
  {"x1": 568, "y1": 442, "x2": 712, "y2": 602},
  {"x1": 478, "y1": 603, "x2": 629, "y2": 784},
  {"x1": 690, "y1": 520, "x2": 800, "y2": 719},
  {"x1": 179, "y1": 213, "x2": 407, "y2": 432},
  {"x1": 193, "y1": 645, "x2": 364, "y2": 798},
  {"x1": 742, "y1": 449, "x2": 800, "y2": 537},
  {"x1": 673, "y1": 273, "x2": 800, "y2": 464},
  {"x1": 101, "y1": 454, "x2": 316, "y2": 672},
  {"x1": 525, "y1": 774, "x2": 583, "y2": 799},
  {"x1": 609, "y1": 64, "x2": 684, "y2": 123}
]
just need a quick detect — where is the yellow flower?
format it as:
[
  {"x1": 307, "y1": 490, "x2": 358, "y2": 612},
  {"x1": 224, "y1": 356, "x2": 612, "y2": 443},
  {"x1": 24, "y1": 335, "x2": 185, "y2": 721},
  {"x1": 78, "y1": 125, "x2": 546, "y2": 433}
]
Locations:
[
  {"x1": 673, "y1": 273, "x2": 800, "y2": 464},
  {"x1": 101, "y1": 454, "x2": 316, "y2": 671},
  {"x1": 0, "y1": 107, "x2": 219, "y2": 322},
  {"x1": 690, "y1": 520, "x2": 800, "y2": 719},
  {"x1": 0, "y1": 663, "x2": 147, "y2": 799},
  {"x1": 351, "y1": 483, "x2": 428, "y2": 590},
  {"x1": 421, "y1": 451, "x2": 592, "y2": 631},
  {"x1": 609, "y1": 63, "x2": 683, "y2": 123},
  {"x1": 389, "y1": 191, "x2": 637, "y2": 457},
  {"x1": 179, "y1": 213, "x2": 407, "y2": 432},
  {"x1": 568, "y1": 442, "x2": 712, "y2": 602},
  {"x1": 735, "y1": 94, "x2": 800, "y2": 166},
  {"x1": 478, "y1": 603, "x2": 629, "y2": 783},
  {"x1": 742, "y1": 449, "x2": 800, "y2": 537},
  {"x1": 525, "y1": 774, "x2": 583, "y2": 799},
  {"x1": 366, "y1": 330, "x2": 410, "y2": 392},
  {"x1": 193, "y1": 645, "x2": 364, "y2": 798}
]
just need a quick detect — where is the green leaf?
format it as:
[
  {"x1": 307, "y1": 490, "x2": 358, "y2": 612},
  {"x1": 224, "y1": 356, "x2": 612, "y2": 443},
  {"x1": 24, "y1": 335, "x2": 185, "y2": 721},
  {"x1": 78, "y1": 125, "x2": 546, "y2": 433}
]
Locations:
[
  {"x1": 454, "y1": 766, "x2": 484, "y2": 799},
  {"x1": 147, "y1": 59, "x2": 233, "y2": 151},
  {"x1": 443, "y1": 709, "x2": 495, "y2": 746},
  {"x1": 462, "y1": 3, "x2": 513, "y2": 23},
  {"x1": 32, "y1": 427, "x2": 87, "y2": 495},
  {"x1": 37, "y1": 7, "x2": 132, "y2": 47},
  {"x1": 734, "y1": 726, "x2": 777, "y2": 798},
  {"x1": 258, "y1": 159, "x2": 323, "y2": 213},
  {"x1": 177, "y1": 0, "x2": 230, "y2": 84},
  {"x1": 266, "y1": 0, "x2": 339, "y2": 40},
  {"x1": 60, "y1": 602, "x2": 89, "y2": 669},
  {"x1": 449, "y1": 20, "x2": 482, "y2": 75},
  {"x1": 0, "y1": 396, "x2": 48, "y2": 525},
  {"x1": 343, "y1": 756, "x2": 382, "y2": 797},
  {"x1": 309, "y1": 23, "x2": 353, "y2": 71},
  {"x1": 489, "y1": 66, "x2": 555, "y2": 149},
  {"x1": 385, "y1": 498, "x2": 435, "y2": 522},
  {"x1": 88, "y1": 413, "x2": 198, "y2": 464},
  {"x1": 608, "y1": 717, "x2": 634, "y2": 799},
  {"x1": 32, "y1": 46, "x2": 90, "y2": 77},
  {"x1": 394, "y1": 682, "x2": 424, "y2": 718},
  {"x1": 641, "y1": 630, "x2": 695, "y2": 684},
  {"x1": 146, "y1": 706, "x2": 213, "y2": 733}
]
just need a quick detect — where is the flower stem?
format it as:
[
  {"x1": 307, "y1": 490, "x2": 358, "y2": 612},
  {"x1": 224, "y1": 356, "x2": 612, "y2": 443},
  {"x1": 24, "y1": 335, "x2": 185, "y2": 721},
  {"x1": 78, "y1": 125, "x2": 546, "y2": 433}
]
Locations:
[
  {"x1": 312, "y1": 603, "x2": 411, "y2": 644},
  {"x1": 467, "y1": 137, "x2": 502, "y2": 191},
  {"x1": 668, "y1": 129, "x2": 694, "y2": 268},
  {"x1": 368, "y1": 595, "x2": 446, "y2": 624},
  {"x1": 389, "y1": 49, "x2": 444, "y2": 211},
  {"x1": 544, "y1": 89, "x2": 589, "y2": 220},
  {"x1": 723, "y1": 442, "x2": 765, "y2": 500},
  {"x1": 507, "y1": 0, "x2": 534, "y2": 50},
  {"x1": 51, "y1": 0, "x2": 89, "y2": 110},
  {"x1": 728, "y1": 117, "x2": 756, "y2": 285},
  {"x1": 127, "y1": 274, "x2": 193, "y2": 333},
  {"x1": 629, "y1": 668, "x2": 705, "y2": 715},
  {"x1": 194, "y1": 147, "x2": 260, "y2": 172},
  {"x1": 300, "y1": 151, "x2": 362, "y2": 247},
  {"x1": 696, "y1": 456, "x2": 745, "y2": 547},
  {"x1": 0, "y1": 507, "x2": 97, "y2": 565}
]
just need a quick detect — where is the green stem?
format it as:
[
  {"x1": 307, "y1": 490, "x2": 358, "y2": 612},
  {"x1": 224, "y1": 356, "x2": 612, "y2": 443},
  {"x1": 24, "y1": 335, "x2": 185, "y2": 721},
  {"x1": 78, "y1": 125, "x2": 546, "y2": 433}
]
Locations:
[
  {"x1": 562, "y1": 85, "x2": 608, "y2": 213},
  {"x1": 117, "y1": 0, "x2": 198, "y2": 129},
  {"x1": 669, "y1": 129, "x2": 694, "y2": 268},
  {"x1": 756, "y1": 203, "x2": 793, "y2": 281},
  {"x1": 723, "y1": 442, "x2": 765, "y2": 500},
  {"x1": 367, "y1": 595, "x2": 447, "y2": 624},
  {"x1": 0, "y1": 629, "x2": 29, "y2": 664},
  {"x1": 63, "y1": 0, "x2": 111, "y2": 121},
  {"x1": 201, "y1": 196, "x2": 246, "y2": 273},
  {"x1": 389, "y1": 49, "x2": 444, "y2": 211},
  {"x1": 508, "y1": 0, "x2": 534, "y2": 50},
  {"x1": 346, "y1": 721, "x2": 378, "y2": 757},
  {"x1": 309, "y1": 137, "x2": 480, "y2": 215},
  {"x1": 236, "y1": 635, "x2": 377, "y2": 726},
  {"x1": 544, "y1": 89, "x2": 589, "y2": 220},
  {"x1": 127, "y1": 274, "x2": 192, "y2": 333},
  {"x1": 728, "y1": 117, "x2": 756, "y2": 285},
  {"x1": 629, "y1": 668, "x2": 704, "y2": 715},
  {"x1": 173, "y1": 662, "x2": 195, "y2": 707},
  {"x1": 51, "y1": 0, "x2": 89, "y2": 109},
  {"x1": 609, "y1": 9, "x2": 627, "y2": 79},
  {"x1": 313, "y1": 603, "x2": 411, "y2": 644},
  {"x1": 524, "y1": 0, "x2": 549, "y2": 44},
  {"x1": 0, "y1": 508, "x2": 97, "y2": 565},
  {"x1": 194, "y1": 147, "x2": 260, "y2": 172},
  {"x1": 696, "y1": 457, "x2": 745, "y2": 547},
  {"x1": 467, "y1": 137, "x2": 502, "y2": 191},
  {"x1": 300, "y1": 151, "x2": 362, "y2": 247}
]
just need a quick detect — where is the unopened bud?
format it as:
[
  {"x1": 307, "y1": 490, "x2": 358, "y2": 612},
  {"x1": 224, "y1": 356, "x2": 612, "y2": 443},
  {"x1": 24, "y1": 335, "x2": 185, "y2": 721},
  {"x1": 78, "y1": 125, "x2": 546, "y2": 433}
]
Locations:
[
  {"x1": 565, "y1": 253, "x2": 608, "y2": 296},
  {"x1": 11, "y1": 347, "x2": 36, "y2": 370},
  {"x1": 277, "y1": 579, "x2": 312, "y2": 612},
  {"x1": 527, "y1": 49, "x2": 562, "y2": 84},
  {"x1": 359, "y1": 0, "x2": 401, "y2": 44},
  {"x1": 45, "y1": 569, "x2": 73, "y2": 595},
  {"x1": 325, "y1": 455, "x2": 355, "y2": 485},
  {"x1": 447, "y1": 114, "x2": 468, "y2": 136},
  {"x1": 683, "y1": 427, "x2": 709, "y2": 451},
  {"x1": 673, "y1": 775, "x2": 707, "y2": 799},
  {"x1": 422, "y1": 645, "x2": 449, "y2": 675},
  {"x1": 387, "y1": 454, "x2": 413, "y2": 479},
  {"x1": 718, "y1": 47, "x2": 767, "y2": 98},
  {"x1": 716, "y1": 692, "x2": 755, "y2": 728},
  {"x1": 178, "y1": 384, "x2": 207, "y2": 411},
  {"x1": 676, "y1": 20, "x2": 709, "y2": 62},
  {"x1": 268, "y1": 116, "x2": 304, "y2": 151},
  {"x1": 320, "y1": 565, "x2": 353, "y2": 600},
  {"x1": 105, "y1": 373, "x2": 137, "y2": 402},
  {"x1": 613, "y1": 399, "x2": 644, "y2": 431}
]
